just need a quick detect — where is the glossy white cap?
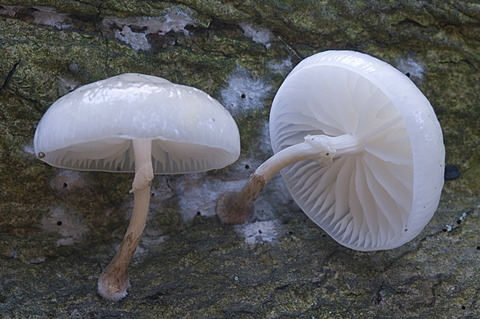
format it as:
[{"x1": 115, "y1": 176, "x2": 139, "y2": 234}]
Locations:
[
  {"x1": 34, "y1": 73, "x2": 240, "y2": 174},
  {"x1": 270, "y1": 51, "x2": 445, "y2": 251}
]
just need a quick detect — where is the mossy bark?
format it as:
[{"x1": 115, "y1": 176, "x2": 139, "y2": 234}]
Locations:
[{"x1": 0, "y1": 1, "x2": 479, "y2": 318}]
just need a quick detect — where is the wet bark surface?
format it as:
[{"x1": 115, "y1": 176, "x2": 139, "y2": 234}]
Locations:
[{"x1": 0, "y1": 1, "x2": 479, "y2": 318}]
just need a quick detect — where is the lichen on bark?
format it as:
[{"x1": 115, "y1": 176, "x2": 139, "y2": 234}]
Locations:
[{"x1": 0, "y1": 1, "x2": 479, "y2": 317}]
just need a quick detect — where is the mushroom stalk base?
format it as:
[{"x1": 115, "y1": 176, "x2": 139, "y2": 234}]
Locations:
[
  {"x1": 217, "y1": 134, "x2": 358, "y2": 224},
  {"x1": 98, "y1": 139, "x2": 154, "y2": 301}
]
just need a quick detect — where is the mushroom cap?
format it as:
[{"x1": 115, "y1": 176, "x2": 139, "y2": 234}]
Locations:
[
  {"x1": 34, "y1": 73, "x2": 240, "y2": 174},
  {"x1": 270, "y1": 51, "x2": 445, "y2": 251}
]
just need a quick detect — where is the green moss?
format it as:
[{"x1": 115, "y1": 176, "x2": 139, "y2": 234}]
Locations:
[{"x1": 1, "y1": 1, "x2": 479, "y2": 317}]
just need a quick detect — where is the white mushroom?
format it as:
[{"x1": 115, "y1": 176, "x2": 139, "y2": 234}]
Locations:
[
  {"x1": 217, "y1": 50, "x2": 445, "y2": 251},
  {"x1": 34, "y1": 73, "x2": 240, "y2": 300}
]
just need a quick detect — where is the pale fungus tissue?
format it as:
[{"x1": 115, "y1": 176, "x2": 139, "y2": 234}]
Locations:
[
  {"x1": 217, "y1": 50, "x2": 445, "y2": 251},
  {"x1": 34, "y1": 73, "x2": 240, "y2": 300}
]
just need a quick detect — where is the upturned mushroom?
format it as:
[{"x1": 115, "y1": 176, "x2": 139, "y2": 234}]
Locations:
[
  {"x1": 217, "y1": 50, "x2": 445, "y2": 251},
  {"x1": 34, "y1": 73, "x2": 240, "y2": 300}
]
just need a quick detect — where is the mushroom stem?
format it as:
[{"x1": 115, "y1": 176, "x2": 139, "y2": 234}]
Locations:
[
  {"x1": 98, "y1": 138, "x2": 154, "y2": 301},
  {"x1": 217, "y1": 134, "x2": 359, "y2": 224}
]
